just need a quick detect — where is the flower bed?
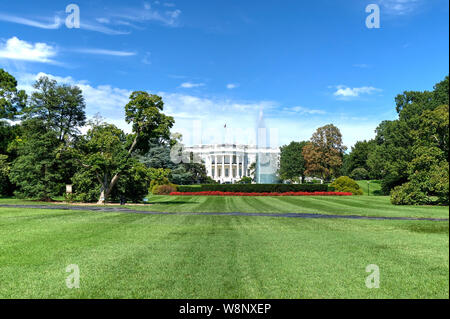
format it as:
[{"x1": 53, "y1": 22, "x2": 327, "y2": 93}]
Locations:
[{"x1": 170, "y1": 191, "x2": 353, "y2": 196}]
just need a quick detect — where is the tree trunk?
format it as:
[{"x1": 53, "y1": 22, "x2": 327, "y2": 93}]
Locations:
[{"x1": 96, "y1": 134, "x2": 139, "y2": 204}]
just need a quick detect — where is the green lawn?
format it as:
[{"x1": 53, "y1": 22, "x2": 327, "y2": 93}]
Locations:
[
  {"x1": 2, "y1": 195, "x2": 448, "y2": 219},
  {"x1": 356, "y1": 180, "x2": 383, "y2": 196},
  {"x1": 0, "y1": 196, "x2": 448, "y2": 299},
  {"x1": 139, "y1": 195, "x2": 449, "y2": 219}
]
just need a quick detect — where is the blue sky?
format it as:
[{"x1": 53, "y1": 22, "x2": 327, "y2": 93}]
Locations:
[{"x1": 0, "y1": 0, "x2": 448, "y2": 148}]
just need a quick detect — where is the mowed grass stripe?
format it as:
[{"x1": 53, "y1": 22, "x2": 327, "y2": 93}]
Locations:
[
  {"x1": 0, "y1": 207, "x2": 448, "y2": 298},
  {"x1": 134, "y1": 196, "x2": 449, "y2": 219}
]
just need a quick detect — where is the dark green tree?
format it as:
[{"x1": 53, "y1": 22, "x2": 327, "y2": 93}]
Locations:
[
  {"x1": 9, "y1": 119, "x2": 62, "y2": 200},
  {"x1": 25, "y1": 76, "x2": 86, "y2": 142},
  {"x1": 279, "y1": 141, "x2": 308, "y2": 183},
  {"x1": 82, "y1": 92, "x2": 174, "y2": 203}
]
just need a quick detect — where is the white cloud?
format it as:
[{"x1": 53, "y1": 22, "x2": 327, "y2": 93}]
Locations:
[
  {"x1": 226, "y1": 83, "x2": 239, "y2": 89},
  {"x1": 0, "y1": 37, "x2": 57, "y2": 63},
  {"x1": 180, "y1": 82, "x2": 205, "y2": 89},
  {"x1": 0, "y1": 13, "x2": 62, "y2": 29},
  {"x1": 104, "y1": 3, "x2": 182, "y2": 28},
  {"x1": 80, "y1": 22, "x2": 130, "y2": 35},
  {"x1": 16, "y1": 72, "x2": 131, "y2": 123},
  {"x1": 379, "y1": 0, "x2": 420, "y2": 15},
  {"x1": 282, "y1": 106, "x2": 326, "y2": 115},
  {"x1": 75, "y1": 48, "x2": 136, "y2": 56},
  {"x1": 96, "y1": 17, "x2": 111, "y2": 24},
  {"x1": 333, "y1": 85, "x2": 381, "y2": 99},
  {"x1": 11, "y1": 71, "x2": 382, "y2": 148}
]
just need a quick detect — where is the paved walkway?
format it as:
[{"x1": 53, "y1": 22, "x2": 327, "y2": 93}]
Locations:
[{"x1": 0, "y1": 204, "x2": 448, "y2": 221}]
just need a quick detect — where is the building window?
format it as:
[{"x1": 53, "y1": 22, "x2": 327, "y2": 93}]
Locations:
[{"x1": 225, "y1": 168, "x2": 229, "y2": 177}]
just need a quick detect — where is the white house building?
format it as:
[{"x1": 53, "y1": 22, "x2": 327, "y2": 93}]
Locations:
[{"x1": 184, "y1": 144, "x2": 280, "y2": 184}]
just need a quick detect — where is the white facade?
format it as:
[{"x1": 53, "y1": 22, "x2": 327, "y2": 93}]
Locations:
[{"x1": 184, "y1": 144, "x2": 280, "y2": 184}]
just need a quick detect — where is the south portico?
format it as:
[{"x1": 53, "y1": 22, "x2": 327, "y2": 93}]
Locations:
[{"x1": 184, "y1": 144, "x2": 260, "y2": 184}]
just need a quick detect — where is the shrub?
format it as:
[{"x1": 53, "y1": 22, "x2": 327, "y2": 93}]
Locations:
[
  {"x1": 149, "y1": 168, "x2": 171, "y2": 193},
  {"x1": 330, "y1": 176, "x2": 363, "y2": 195},
  {"x1": 177, "y1": 183, "x2": 331, "y2": 193},
  {"x1": 236, "y1": 176, "x2": 253, "y2": 184},
  {"x1": 350, "y1": 168, "x2": 369, "y2": 180},
  {"x1": 428, "y1": 161, "x2": 449, "y2": 205},
  {"x1": 0, "y1": 154, "x2": 11, "y2": 196},
  {"x1": 152, "y1": 184, "x2": 177, "y2": 195},
  {"x1": 390, "y1": 182, "x2": 429, "y2": 205}
]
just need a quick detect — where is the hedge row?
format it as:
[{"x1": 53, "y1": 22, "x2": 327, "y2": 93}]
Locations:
[
  {"x1": 177, "y1": 184, "x2": 333, "y2": 193},
  {"x1": 171, "y1": 191, "x2": 351, "y2": 197}
]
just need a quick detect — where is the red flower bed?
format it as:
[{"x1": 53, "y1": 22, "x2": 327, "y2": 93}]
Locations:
[{"x1": 170, "y1": 191, "x2": 353, "y2": 196}]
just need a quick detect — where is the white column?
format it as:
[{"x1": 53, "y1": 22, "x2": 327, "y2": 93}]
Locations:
[
  {"x1": 215, "y1": 155, "x2": 218, "y2": 179},
  {"x1": 209, "y1": 155, "x2": 212, "y2": 177},
  {"x1": 222, "y1": 155, "x2": 225, "y2": 178},
  {"x1": 237, "y1": 155, "x2": 240, "y2": 178},
  {"x1": 242, "y1": 154, "x2": 245, "y2": 177},
  {"x1": 230, "y1": 155, "x2": 233, "y2": 179}
]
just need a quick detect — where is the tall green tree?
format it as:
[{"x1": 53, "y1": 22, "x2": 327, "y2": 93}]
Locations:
[
  {"x1": 371, "y1": 76, "x2": 449, "y2": 196},
  {"x1": 345, "y1": 140, "x2": 377, "y2": 177},
  {"x1": 25, "y1": 76, "x2": 86, "y2": 142},
  {"x1": 9, "y1": 119, "x2": 62, "y2": 200},
  {"x1": 84, "y1": 92, "x2": 174, "y2": 203},
  {"x1": 279, "y1": 141, "x2": 308, "y2": 183},
  {"x1": 72, "y1": 120, "x2": 150, "y2": 202}
]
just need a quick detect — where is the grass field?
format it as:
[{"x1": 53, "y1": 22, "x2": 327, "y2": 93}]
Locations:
[
  {"x1": 0, "y1": 196, "x2": 448, "y2": 298},
  {"x1": 356, "y1": 180, "x2": 382, "y2": 196}
]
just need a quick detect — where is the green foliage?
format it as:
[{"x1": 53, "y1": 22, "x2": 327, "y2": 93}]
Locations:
[
  {"x1": 149, "y1": 167, "x2": 171, "y2": 191},
  {"x1": 370, "y1": 76, "x2": 449, "y2": 202},
  {"x1": 9, "y1": 120, "x2": 63, "y2": 200},
  {"x1": 350, "y1": 167, "x2": 369, "y2": 180},
  {"x1": 64, "y1": 193, "x2": 76, "y2": 203},
  {"x1": 73, "y1": 159, "x2": 149, "y2": 202},
  {"x1": 115, "y1": 161, "x2": 150, "y2": 202},
  {"x1": 125, "y1": 92, "x2": 174, "y2": 155},
  {"x1": 0, "y1": 154, "x2": 11, "y2": 195},
  {"x1": 71, "y1": 168, "x2": 101, "y2": 202},
  {"x1": 0, "y1": 69, "x2": 27, "y2": 120},
  {"x1": 177, "y1": 183, "x2": 331, "y2": 193},
  {"x1": 428, "y1": 160, "x2": 449, "y2": 205},
  {"x1": 72, "y1": 121, "x2": 150, "y2": 202},
  {"x1": 236, "y1": 176, "x2": 253, "y2": 184},
  {"x1": 330, "y1": 176, "x2": 363, "y2": 195},
  {"x1": 345, "y1": 140, "x2": 379, "y2": 178},
  {"x1": 279, "y1": 141, "x2": 308, "y2": 182},
  {"x1": 390, "y1": 182, "x2": 429, "y2": 205},
  {"x1": 25, "y1": 76, "x2": 86, "y2": 141}
]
